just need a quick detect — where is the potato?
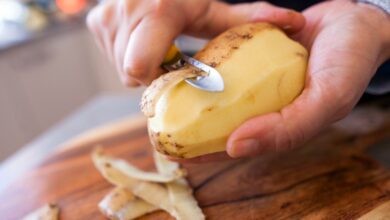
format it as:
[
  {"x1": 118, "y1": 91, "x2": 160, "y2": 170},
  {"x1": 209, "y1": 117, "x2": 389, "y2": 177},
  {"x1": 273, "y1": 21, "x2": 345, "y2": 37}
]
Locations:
[{"x1": 143, "y1": 23, "x2": 308, "y2": 158}]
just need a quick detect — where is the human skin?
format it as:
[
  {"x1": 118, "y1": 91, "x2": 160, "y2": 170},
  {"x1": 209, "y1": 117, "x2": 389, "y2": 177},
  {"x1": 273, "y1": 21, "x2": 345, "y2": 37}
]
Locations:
[
  {"x1": 87, "y1": 0, "x2": 390, "y2": 163},
  {"x1": 226, "y1": 0, "x2": 390, "y2": 160},
  {"x1": 86, "y1": 0, "x2": 305, "y2": 86}
]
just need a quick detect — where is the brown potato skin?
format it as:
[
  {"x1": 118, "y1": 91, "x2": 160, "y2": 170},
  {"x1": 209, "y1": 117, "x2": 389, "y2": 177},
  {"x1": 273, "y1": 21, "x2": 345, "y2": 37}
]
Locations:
[{"x1": 194, "y1": 23, "x2": 278, "y2": 68}]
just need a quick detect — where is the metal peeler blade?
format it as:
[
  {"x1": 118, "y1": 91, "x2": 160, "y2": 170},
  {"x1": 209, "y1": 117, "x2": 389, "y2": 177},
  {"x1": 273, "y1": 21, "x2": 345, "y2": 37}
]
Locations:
[
  {"x1": 162, "y1": 45, "x2": 224, "y2": 92},
  {"x1": 181, "y1": 55, "x2": 224, "y2": 92}
]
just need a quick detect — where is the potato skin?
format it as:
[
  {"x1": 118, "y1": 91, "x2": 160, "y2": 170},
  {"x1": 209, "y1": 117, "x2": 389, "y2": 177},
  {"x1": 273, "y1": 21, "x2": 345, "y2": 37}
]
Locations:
[
  {"x1": 194, "y1": 23, "x2": 278, "y2": 68},
  {"x1": 145, "y1": 23, "x2": 308, "y2": 158}
]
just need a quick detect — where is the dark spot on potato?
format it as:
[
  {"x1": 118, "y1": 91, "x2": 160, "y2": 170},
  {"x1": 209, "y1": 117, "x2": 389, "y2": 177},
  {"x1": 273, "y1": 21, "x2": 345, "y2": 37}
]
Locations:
[
  {"x1": 232, "y1": 46, "x2": 239, "y2": 50},
  {"x1": 261, "y1": 23, "x2": 276, "y2": 31},
  {"x1": 246, "y1": 92, "x2": 256, "y2": 102},
  {"x1": 167, "y1": 134, "x2": 171, "y2": 138},
  {"x1": 104, "y1": 163, "x2": 111, "y2": 168},
  {"x1": 176, "y1": 144, "x2": 184, "y2": 149},
  {"x1": 241, "y1": 33, "x2": 253, "y2": 39},
  {"x1": 209, "y1": 62, "x2": 218, "y2": 68},
  {"x1": 225, "y1": 32, "x2": 240, "y2": 40},
  {"x1": 156, "y1": 132, "x2": 160, "y2": 136}
]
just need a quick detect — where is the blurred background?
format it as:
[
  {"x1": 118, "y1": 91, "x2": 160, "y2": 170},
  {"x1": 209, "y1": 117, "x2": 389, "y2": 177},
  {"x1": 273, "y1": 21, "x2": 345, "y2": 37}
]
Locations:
[
  {"x1": 0, "y1": 0, "x2": 208, "y2": 164},
  {"x1": 0, "y1": 0, "x2": 139, "y2": 162}
]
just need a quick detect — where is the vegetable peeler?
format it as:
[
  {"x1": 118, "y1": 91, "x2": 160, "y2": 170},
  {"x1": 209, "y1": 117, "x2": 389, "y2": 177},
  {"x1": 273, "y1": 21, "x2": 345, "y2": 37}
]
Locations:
[{"x1": 162, "y1": 45, "x2": 224, "y2": 92}]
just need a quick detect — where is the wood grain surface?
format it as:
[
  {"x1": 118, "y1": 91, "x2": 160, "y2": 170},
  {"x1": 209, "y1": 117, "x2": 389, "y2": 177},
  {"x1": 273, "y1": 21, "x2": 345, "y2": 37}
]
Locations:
[{"x1": 1, "y1": 104, "x2": 390, "y2": 220}]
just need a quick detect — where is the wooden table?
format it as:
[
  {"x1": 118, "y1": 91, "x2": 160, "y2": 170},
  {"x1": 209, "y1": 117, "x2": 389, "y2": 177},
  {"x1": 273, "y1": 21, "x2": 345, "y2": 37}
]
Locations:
[{"x1": 0, "y1": 102, "x2": 390, "y2": 219}]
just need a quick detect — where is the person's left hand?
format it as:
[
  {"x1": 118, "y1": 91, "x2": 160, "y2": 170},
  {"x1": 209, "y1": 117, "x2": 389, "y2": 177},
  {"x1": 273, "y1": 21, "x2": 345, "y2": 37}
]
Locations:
[
  {"x1": 226, "y1": 0, "x2": 390, "y2": 159},
  {"x1": 177, "y1": 0, "x2": 390, "y2": 163}
]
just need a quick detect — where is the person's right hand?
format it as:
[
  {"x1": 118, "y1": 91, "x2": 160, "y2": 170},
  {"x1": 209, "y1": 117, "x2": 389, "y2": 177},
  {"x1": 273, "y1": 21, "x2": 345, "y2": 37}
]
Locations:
[{"x1": 86, "y1": 0, "x2": 305, "y2": 86}]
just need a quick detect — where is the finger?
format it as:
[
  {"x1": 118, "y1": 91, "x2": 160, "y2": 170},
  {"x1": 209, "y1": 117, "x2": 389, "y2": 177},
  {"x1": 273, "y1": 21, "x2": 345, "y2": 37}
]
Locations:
[
  {"x1": 113, "y1": 0, "x2": 145, "y2": 86},
  {"x1": 188, "y1": 1, "x2": 306, "y2": 38},
  {"x1": 102, "y1": 1, "x2": 118, "y2": 63},
  {"x1": 113, "y1": 24, "x2": 131, "y2": 80},
  {"x1": 168, "y1": 152, "x2": 232, "y2": 164},
  {"x1": 248, "y1": 2, "x2": 306, "y2": 34},
  {"x1": 123, "y1": 3, "x2": 186, "y2": 85},
  {"x1": 226, "y1": 81, "x2": 344, "y2": 158},
  {"x1": 113, "y1": 22, "x2": 143, "y2": 87},
  {"x1": 100, "y1": 24, "x2": 117, "y2": 63},
  {"x1": 87, "y1": 1, "x2": 117, "y2": 62},
  {"x1": 86, "y1": 6, "x2": 106, "y2": 53}
]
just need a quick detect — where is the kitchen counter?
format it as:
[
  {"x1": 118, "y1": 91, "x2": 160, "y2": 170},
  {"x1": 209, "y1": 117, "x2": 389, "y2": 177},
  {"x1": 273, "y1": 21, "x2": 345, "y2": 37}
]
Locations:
[
  {"x1": 0, "y1": 93, "x2": 389, "y2": 195},
  {"x1": 0, "y1": 92, "x2": 142, "y2": 192},
  {"x1": 0, "y1": 94, "x2": 389, "y2": 219}
]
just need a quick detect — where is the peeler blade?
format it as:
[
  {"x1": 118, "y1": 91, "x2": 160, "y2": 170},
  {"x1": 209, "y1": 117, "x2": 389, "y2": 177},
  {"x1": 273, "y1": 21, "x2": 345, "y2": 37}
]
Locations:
[{"x1": 181, "y1": 55, "x2": 224, "y2": 92}]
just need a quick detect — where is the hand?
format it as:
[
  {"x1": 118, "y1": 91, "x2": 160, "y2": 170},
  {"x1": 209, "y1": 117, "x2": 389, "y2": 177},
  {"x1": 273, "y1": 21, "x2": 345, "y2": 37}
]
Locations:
[
  {"x1": 227, "y1": 0, "x2": 390, "y2": 158},
  {"x1": 86, "y1": 0, "x2": 305, "y2": 86}
]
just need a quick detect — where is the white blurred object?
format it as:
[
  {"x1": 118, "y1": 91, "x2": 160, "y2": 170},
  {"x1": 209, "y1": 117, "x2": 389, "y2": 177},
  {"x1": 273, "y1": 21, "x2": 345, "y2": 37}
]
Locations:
[
  {"x1": 0, "y1": 1, "x2": 49, "y2": 49},
  {"x1": 0, "y1": 0, "x2": 28, "y2": 23},
  {"x1": 0, "y1": 0, "x2": 30, "y2": 49},
  {"x1": 175, "y1": 35, "x2": 208, "y2": 54}
]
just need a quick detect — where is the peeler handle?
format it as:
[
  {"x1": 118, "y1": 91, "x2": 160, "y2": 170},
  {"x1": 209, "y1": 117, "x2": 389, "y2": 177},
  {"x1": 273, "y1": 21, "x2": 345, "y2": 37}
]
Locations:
[{"x1": 162, "y1": 45, "x2": 182, "y2": 65}]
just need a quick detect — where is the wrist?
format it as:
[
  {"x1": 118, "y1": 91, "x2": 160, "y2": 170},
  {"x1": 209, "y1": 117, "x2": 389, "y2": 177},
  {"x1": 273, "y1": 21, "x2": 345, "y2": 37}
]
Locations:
[{"x1": 356, "y1": 2, "x2": 390, "y2": 63}]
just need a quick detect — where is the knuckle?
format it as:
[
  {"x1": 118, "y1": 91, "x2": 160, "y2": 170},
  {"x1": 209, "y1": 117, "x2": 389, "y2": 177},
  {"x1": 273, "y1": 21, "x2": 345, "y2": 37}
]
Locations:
[
  {"x1": 90, "y1": 2, "x2": 115, "y2": 28},
  {"x1": 125, "y1": 60, "x2": 148, "y2": 80},
  {"x1": 256, "y1": 1, "x2": 272, "y2": 8},
  {"x1": 251, "y1": 1, "x2": 273, "y2": 12},
  {"x1": 101, "y1": 5, "x2": 115, "y2": 27},
  {"x1": 151, "y1": 0, "x2": 175, "y2": 15},
  {"x1": 86, "y1": 8, "x2": 99, "y2": 30},
  {"x1": 276, "y1": 119, "x2": 299, "y2": 152},
  {"x1": 333, "y1": 92, "x2": 356, "y2": 121},
  {"x1": 117, "y1": 0, "x2": 131, "y2": 17},
  {"x1": 288, "y1": 124, "x2": 306, "y2": 149},
  {"x1": 317, "y1": 80, "x2": 356, "y2": 122}
]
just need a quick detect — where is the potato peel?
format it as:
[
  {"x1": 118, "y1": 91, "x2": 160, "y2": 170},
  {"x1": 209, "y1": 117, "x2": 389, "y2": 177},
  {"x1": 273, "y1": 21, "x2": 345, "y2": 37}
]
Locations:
[
  {"x1": 99, "y1": 187, "x2": 158, "y2": 220},
  {"x1": 93, "y1": 149, "x2": 205, "y2": 220},
  {"x1": 140, "y1": 68, "x2": 199, "y2": 118},
  {"x1": 92, "y1": 150, "x2": 176, "y2": 216},
  {"x1": 95, "y1": 151, "x2": 185, "y2": 183},
  {"x1": 154, "y1": 152, "x2": 205, "y2": 220},
  {"x1": 22, "y1": 203, "x2": 59, "y2": 220}
]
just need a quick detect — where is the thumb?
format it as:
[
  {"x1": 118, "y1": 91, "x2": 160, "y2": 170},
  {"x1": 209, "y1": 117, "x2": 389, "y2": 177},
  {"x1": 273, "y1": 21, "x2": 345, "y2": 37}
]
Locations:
[
  {"x1": 188, "y1": 1, "x2": 306, "y2": 38},
  {"x1": 226, "y1": 83, "x2": 346, "y2": 158}
]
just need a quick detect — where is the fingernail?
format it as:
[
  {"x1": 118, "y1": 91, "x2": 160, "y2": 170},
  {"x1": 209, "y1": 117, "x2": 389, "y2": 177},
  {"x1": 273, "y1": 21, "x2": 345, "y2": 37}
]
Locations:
[{"x1": 230, "y1": 139, "x2": 260, "y2": 158}]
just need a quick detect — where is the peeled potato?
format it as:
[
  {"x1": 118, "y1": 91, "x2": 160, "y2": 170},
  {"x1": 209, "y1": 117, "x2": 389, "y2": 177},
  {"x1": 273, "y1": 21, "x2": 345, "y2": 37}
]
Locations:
[{"x1": 143, "y1": 23, "x2": 308, "y2": 158}]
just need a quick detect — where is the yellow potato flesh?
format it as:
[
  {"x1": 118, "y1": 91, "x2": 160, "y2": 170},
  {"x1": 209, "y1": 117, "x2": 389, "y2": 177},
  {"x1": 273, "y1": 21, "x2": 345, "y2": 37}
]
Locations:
[{"x1": 148, "y1": 24, "x2": 308, "y2": 158}]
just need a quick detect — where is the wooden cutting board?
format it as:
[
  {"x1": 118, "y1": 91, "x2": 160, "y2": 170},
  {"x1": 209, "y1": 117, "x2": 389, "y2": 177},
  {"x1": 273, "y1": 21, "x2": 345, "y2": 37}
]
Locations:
[{"x1": 1, "y1": 105, "x2": 390, "y2": 220}]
